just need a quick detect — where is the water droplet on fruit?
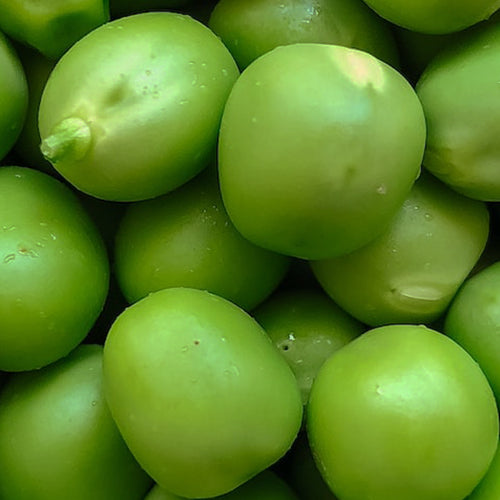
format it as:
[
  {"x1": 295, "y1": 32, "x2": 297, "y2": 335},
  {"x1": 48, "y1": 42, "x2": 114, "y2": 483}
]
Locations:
[
  {"x1": 179, "y1": 99, "x2": 189, "y2": 105},
  {"x1": 221, "y1": 68, "x2": 229, "y2": 77},
  {"x1": 288, "y1": 332, "x2": 296, "y2": 341},
  {"x1": 424, "y1": 213, "x2": 433, "y2": 221},
  {"x1": 376, "y1": 184, "x2": 387, "y2": 195},
  {"x1": 2, "y1": 225, "x2": 16, "y2": 231},
  {"x1": 91, "y1": 401, "x2": 97, "y2": 406},
  {"x1": 251, "y1": 117, "x2": 258, "y2": 123}
]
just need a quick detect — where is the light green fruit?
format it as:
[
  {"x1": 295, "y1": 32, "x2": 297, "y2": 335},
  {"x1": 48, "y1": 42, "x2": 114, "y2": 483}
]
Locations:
[
  {"x1": 310, "y1": 173, "x2": 489, "y2": 326},
  {"x1": 444, "y1": 261, "x2": 500, "y2": 402},
  {"x1": 39, "y1": 12, "x2": 239, "y2": 201},
  {"x1": 254, "y1": 288, "x2": 364, "y2": 405},
  {"x1": 114, "y1": 169, "x2": 290, "y2": 310},
  {"x1": 361, "y1": 0, "x2": 499, "y2": 34},
  {"x1": 417, "y1": 22, "x2": 500, "y2": 200},
  {"x1": 103, "y1": 287, "x2": 303, "y2": 498},
  {"x1": 0, "y1": 345, "x2": 153, "y2": 500},
  {"x1": 307, "y1": 324, "x2": 499, "y2": 500},
  {"x1": 209, "y1": 0, "x2": 399, "y2": 69},
  {"x1": 219, "y1": 43, "x2": 425, "y2": 260}
]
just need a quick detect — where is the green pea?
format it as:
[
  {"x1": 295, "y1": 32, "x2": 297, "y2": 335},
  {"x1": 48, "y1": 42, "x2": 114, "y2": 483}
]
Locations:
[
  {"x1": 218, "y1": 43, "x2": 425, "y2": 260},
  {"x1": 0, "y1": 344, "x2": 153, "y2": 500},
  {"x1": 253, "y1": 288, "x2": 364, "y2": 405},
  {"x1": 0, "y1": 0, "x2": 109, "y2": 59},
  {"x1": 444, "y1": 261, "x2": 500, "y2": 402},
  {"x1": 115, "y1": 169, "x2": 290, "y2": 310},
  {"x1": 307, "y1": 324, "x2": 498, "y2": 500},
  {"x1": 0, "y1": 31, "x2": 28, "y2": 162},
  {"x1": 103, "y1": 287, "x2": 303, "y2": 498},
  {"x1": 38, "y1": 12, "x2": 239, "y2": 201},
  {"x1": 361, "y1": 0, "x2": 499, "y2": 34},
  {"x1": 417, "y1": 22, "x2": 500, "y2": 200},
  {"x1": 0, "y1": 166, "x2": 109, "y2": 371},
  {"x1": 310, "y1": 173, "x2": 489, "y2": 326},
  {"x1": 208, "y1": 0, "x2": 399, "y2": 69}
]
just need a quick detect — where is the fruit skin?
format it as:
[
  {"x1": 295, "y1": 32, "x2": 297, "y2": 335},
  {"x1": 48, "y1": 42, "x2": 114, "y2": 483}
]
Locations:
[
  {"x1": 0, "y1": 30, "x2": 28, "y2": 162},
  {"x1": 0, "y1": 0, "x2": 110, "y2": 59},
  {"x1": 310, "y1": 173, "x2": 489, "y2": 326},
  {"x1": 361, "y1": 0, "x2": 500, "y2": 34},
  {"x1": 208, "y1": 0, "x2": 399, "y2": 69},
  {"x1": 38, "y1": 11, "x2": 239, "y2": 201},
  {"x1": 103, "y1": 287, "x2": 303, "y2": 499},
  {"x1": 307, "y1": 324, "x2": 499, "y2": 500},
  {"x1": 444, "y1": 261, "x2": 500, "y2": 402},
  {"x1": 417, "y1": 22, "x2": 500, "y2": 200},
  {"x1": 114, "y1": 168, "x2": 290, "y2": 310},
  {"x1": 218, "y1": 43, "x2": 425, "y2": 260},
  {"x1": 253, "y1": 288, "x2": 364, "y2": 405},
  {"x1": 468, "y1": 442, "x2": 500, "y2": 499},
  {"x1": 0, "y1": 344, "x2": 153, "y2": 500},
  {"x1": 0, "y1": 166, "x2": 109, "y2": 371}
]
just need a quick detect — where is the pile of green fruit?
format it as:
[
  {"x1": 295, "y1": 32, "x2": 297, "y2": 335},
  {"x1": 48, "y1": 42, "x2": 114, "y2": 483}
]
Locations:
[{"x1": 1, "y1": 0, "x2": 500, "y2": 499}]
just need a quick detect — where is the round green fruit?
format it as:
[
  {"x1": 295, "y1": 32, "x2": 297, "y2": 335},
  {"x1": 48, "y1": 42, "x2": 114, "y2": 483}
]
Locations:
[
  {"x1": 39, "y1": 12, "x2": 239, "y2": 201},
  {"x1": 307, "y1": 324, "x2": 499, "y2": 500},
  {"x1": 218, "y1": 43, "x2": 425, "y2": 259},
  {"x1": 103, "y1": 287, "x2": 303, "y2": 498}
]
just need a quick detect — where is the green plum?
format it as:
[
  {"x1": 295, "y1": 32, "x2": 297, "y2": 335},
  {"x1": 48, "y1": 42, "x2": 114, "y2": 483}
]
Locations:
[
  {"x1": 114, "y1": 169, "x2": 290, "y2": 310},
  {"x1": 444, "y1": 261, "x2": 500, "y2": 402},
  {"x1": 361, "y1": 0, "x2": 499, "y2": 34},
  {"x1": 253, "y1": 288, "x2": 364, "y2": 405},
  {"x1": 417, "y1": 22, "x2": 500, "y2": 200},
  {"x1": 310, "y1": 173, "x2": 489, "y2": 326},
  {"x1": 38, "y1": 12, "x2": 239, "y2": 201},
  {"x1": 103, "y1": 287, "x2": 303, "y2": 498},
  {"x1": 307, "y1": 324, "x2": 499, "y2": 500},
  {"x1": 0, "y1": 344, "x2": 153, "y2": 500},
  {"x1": 0, "y1": 0, "x2": 109, "y2": 59},
  {"x1": 208, "y1": 0, "x2": 399, "y2": 69},
  {"x1": 0, "y1": 166, "x2": 109, "y2": 371},
  {"x1": 0, "y1": 30, "x2": 28, "y2": 162},
  {"x1": 218, "y1": 43, "x2": 425, "y2": 259}
]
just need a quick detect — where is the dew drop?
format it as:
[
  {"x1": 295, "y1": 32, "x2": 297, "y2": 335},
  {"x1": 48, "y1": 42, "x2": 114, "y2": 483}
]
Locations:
[
  {"x1": 376, "y1": 184, "x2": 387, "y2": 195},
  {"x1": 221, "y1": 68, "x2": 228, "y2": 77},
  {"x1": 424, "y1": 213, "x2": 433, "y2": 221}
]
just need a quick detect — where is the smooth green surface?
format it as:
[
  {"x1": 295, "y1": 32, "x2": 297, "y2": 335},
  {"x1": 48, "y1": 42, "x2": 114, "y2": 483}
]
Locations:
[
  {"x1": 361, "y1": 0, "x2": 500, "y2": 34},
  {"x1": 0, "y1": 0, "x2": 109, "y2": 59},
  {"x1": 115, "y1": 169, "x2": 290, "y2": 310},
  {"x1": 311, "y1": 173, "x2": 489, "y2": 326},
  {"x1": 417, "y1": 22, "x2": 500, "y2": 200},
  {"x1": 0, "y1": 166, "x2": 109, "y2": 371},
  {"x1": 0, "y1": 31, "x2": 28, "y2": 162},
  {"x1": 468, "y1": 443, "x2": 500, "y2": 499},
  {"x1": 445, "y1": 262, "x2": 500, "y2": 402},
  {"x1": 218, "y1": 43, "x2": 425, "y2": 259},
  {"x1": 307, "y1": 324, "x2": 499, "y2": 500},
  {"x1": 254, "y1": 288, "x2": 364, "y2": 404},
  {"x1": 39, "y1": 11, "x2": 239, "y2": 201},
  {"x1": 209, "y1": 0, "x2": 399, "y2": 69},
  {"x1": 103, "y1": 287, "x2": 303, "y2": 498},
  {"x1": 0, "y1": 345, "x2": 153, "y2": 500}
]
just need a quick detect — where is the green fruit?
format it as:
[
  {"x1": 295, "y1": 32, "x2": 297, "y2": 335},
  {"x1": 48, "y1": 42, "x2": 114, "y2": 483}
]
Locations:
[
  {"x1": 39, "y1": 12, "x2": 239, "y2": 201},
  {"x1": 310, "y1": 173, "x2": 489, "y2": 326},
  {"x1": 0, "y1": 30, "x2": 28, "y2": 162},
  {"x1": 361, "y1": 0, "x2": 499, "y2": 34},
  {"x1": 218, "y1": 43, "x2": 425, "y2": 259},
  {"x1": 0, "y1": 0, "x2": 109, "y2": 59},
  {"x1": 417, "y1": 22, "x2": 500, "y2": 200},
  {"x1": 103, "y1": 287, "x2": 302, "y2": 498},
  {"x1": 468, "y1": 443, "x2": 500, "y2": 499},
  {"x1": 444, "y1": 261, "x2": 500, "y2": 402},
  {"x1": 209, "y1": 0, "x2": 399, "y2": 69},
  {"x1": 253, "y1": 288, "x2": 364, "y2": 404},
  {"x1": 114, "y1": 169, "x2": 290, "y2": 310},
  {"x1": 0, "y1": 344, "x2": 153, "y2": 500},
  {"x1": 0, "y1": 166, "x2": 109, "y2": 371},
  {"x1": 307, "y1": 324, "x2": 499, "y2": 500}
]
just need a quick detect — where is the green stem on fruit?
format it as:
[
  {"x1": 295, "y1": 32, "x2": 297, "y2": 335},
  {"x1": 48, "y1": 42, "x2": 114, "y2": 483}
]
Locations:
[{"x1": 40, "y1": 117, "x2": 91, "y2": 165}]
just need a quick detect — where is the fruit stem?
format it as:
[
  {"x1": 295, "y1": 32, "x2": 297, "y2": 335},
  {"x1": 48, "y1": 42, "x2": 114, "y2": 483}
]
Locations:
[{"x1": 40, "y1": 117, "x2": 91, "y2": 164}]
